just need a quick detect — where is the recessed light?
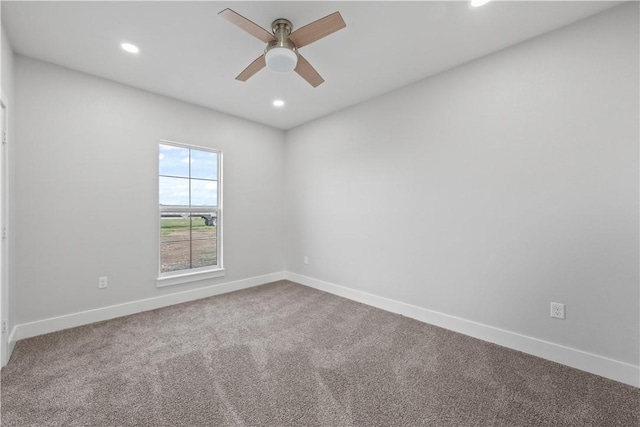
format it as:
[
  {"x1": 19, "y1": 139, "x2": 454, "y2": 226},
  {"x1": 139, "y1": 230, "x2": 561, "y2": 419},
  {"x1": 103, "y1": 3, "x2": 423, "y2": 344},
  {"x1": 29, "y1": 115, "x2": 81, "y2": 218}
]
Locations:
[
  {"x1": 273, "y1": 99, "x2": 285, "y2": 107},
  {"x1": 470, "y1": 0, "x2": 491, "y2": 7},
  {"x1": 121, "y1": 42, "x2": 140, "y2": 54}
]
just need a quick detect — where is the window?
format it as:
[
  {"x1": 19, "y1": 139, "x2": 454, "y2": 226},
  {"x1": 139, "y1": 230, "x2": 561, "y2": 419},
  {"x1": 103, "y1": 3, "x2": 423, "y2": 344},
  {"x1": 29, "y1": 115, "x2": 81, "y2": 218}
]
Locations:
[{"x1": 158, "y1": 141, "x2": 222, "y2": 285}]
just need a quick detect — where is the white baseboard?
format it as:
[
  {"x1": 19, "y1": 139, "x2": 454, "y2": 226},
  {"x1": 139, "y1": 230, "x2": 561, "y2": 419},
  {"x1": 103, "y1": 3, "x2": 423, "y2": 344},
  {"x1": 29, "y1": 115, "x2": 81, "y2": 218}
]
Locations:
[
  {"x1": 285, "y1": 271, "x2": 639, "y2": 388},
  {"x1": 5, "y1": 325, "x2": 17, "y2": 365},
  {"x1": 8, "y1": 270, "x2": 639, "y2": 388},
  {"x1": 13, "y1": 272, "x2": 285, "y2": 343}
]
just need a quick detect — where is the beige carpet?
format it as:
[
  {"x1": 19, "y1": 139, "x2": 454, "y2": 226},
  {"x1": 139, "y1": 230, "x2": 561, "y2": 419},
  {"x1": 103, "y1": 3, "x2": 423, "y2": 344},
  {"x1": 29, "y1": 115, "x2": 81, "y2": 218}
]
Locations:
[{"x1": 1, "y1": 280, "x2": 638, "y2": 426}]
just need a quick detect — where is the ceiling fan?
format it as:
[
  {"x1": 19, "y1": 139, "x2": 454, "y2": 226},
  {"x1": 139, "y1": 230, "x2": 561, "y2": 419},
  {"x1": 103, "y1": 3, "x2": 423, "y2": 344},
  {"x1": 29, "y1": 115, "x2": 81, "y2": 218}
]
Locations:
[{"x1": 219, "y1": 8, "x2": 346, "y2": 88}]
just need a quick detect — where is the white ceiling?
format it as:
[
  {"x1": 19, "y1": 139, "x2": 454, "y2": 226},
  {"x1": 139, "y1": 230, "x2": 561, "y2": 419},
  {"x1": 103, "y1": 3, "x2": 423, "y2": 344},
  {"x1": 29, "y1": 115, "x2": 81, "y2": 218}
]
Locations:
[{"x1": 1, "y1": 1, "x2": 622, "y2": 130}]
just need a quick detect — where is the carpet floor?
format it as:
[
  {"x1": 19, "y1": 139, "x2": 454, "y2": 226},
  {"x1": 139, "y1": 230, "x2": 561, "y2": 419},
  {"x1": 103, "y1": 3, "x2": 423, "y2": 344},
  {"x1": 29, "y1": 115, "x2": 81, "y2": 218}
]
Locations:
[{"x1": 1, "y1": 280, "x2": 638, "y2": 426}]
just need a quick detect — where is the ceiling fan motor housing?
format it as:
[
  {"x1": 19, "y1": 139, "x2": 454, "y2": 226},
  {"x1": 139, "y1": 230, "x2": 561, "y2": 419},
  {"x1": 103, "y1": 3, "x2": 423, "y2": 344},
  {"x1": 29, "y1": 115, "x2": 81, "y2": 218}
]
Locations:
[{"x1": 265, "y1": 18, "x2": 298, "y2": 73}]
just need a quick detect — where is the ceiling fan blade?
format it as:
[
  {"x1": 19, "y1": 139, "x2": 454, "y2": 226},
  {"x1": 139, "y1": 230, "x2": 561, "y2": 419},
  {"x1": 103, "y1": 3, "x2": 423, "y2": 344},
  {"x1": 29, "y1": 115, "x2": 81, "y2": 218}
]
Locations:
[
  {"x1": 236, "y1": 55, "x2": 266, "y2": 81},
  {"x1": 289, "y1": 11, "x2": 346, "y2": 49},
  {"x1": 295, "y1": 54, "x2": 324, "y2": 88},
  {"x1": 219, "y1": 8, "x2": 275, "y2": 43}
]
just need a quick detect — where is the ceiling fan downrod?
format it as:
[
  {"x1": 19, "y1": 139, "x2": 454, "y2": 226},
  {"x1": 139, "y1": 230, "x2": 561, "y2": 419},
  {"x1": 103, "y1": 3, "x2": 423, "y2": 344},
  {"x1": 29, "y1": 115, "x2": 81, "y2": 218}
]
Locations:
[{"x1": 267, "y1": 19, "x2": 297, "y2": 53}]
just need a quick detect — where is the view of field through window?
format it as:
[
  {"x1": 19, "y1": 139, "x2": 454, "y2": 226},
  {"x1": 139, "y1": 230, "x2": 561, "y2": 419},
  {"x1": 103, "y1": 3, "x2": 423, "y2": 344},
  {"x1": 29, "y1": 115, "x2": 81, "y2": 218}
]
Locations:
[
  {"x1": 160, "y1": 216, "x2": 217, "y2": 272},
  {"x1": 159, "y1": 143, "x2": 219, "y2": 274}
]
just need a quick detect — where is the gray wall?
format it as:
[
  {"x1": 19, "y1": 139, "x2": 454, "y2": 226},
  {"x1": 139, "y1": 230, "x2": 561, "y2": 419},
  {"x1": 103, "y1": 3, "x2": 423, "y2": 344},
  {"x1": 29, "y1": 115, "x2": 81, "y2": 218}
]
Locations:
[
  {"x1": 14, "y1": 56, "x2": 285, "y2": 323},
  {"x1": 284, "y1": 4, "x2": 639, "y2": 365}
]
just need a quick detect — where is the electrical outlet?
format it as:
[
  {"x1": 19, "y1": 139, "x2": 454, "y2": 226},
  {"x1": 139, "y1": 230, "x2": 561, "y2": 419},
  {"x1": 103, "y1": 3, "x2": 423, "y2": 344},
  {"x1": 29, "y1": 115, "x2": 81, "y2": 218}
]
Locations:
[
  {"x1": 98, "y1": 276, "x2": 108, "y2": 289},
  {"x1": 550, "y1": 302, "x2": 565, "y2": 319},
  {"x1": 304, "y1": 256, "x2": 309, "y2": 265},
  {"x1": 1, "y1": 320, "x2": 6, "y2": 333}
]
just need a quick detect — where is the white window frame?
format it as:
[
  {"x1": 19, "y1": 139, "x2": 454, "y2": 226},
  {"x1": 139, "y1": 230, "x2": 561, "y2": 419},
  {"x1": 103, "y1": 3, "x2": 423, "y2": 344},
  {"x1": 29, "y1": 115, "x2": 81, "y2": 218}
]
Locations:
[{"x1": 156, "y1": 140, "x2": 224, "y2": 287}]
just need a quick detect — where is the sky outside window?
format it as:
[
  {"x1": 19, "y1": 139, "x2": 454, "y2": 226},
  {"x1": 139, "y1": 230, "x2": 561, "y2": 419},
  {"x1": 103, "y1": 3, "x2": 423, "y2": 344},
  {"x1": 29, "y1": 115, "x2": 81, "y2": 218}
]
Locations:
[{"x1": 159, "y1": 144, "x2": 218, "y2": 207}]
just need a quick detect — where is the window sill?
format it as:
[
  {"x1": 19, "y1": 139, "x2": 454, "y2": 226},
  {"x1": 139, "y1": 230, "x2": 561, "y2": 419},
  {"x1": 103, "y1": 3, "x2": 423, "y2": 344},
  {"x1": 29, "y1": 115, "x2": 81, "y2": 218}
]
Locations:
[{"x1": 156, "y1": 267, "x2": 226, "y2": 288}]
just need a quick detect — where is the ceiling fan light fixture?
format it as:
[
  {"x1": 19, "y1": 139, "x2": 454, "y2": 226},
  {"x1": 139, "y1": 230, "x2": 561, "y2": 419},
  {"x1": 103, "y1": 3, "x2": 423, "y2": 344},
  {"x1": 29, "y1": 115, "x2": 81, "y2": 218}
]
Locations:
[{"x1": 265, "y1": 47, "x2": 298, "y2": 73}]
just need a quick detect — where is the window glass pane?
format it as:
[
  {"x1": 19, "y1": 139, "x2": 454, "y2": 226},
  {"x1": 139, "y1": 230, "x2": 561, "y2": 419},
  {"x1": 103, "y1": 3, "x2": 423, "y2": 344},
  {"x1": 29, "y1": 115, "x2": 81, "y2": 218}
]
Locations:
[
  {"x1": 158, "y1": 142, "x2": 221, "y2": 277},
  {"x1": 191, "y1": 179, "x2": 217, "y2": 207},
  {"x1": 159, "y1": 144, "x2": 189, "y2": 177},
  {"x1": 161, "y1": 241, "x2": 191, "y2": 273},
  {"x1": 191, "y1": 215, "x2": 216, "y2": 240},
  {"x1": 191, "y1": 150, "x2": 218, "y2": 180},
  {"x1": 192, "y1": 217, "x2": 217, "y2": 268},
  {"x1": 160, "y1": 215, "x2": 190, "y2": 243},
  {"x1": 159, "y1": 176, "x2": 189, "y2": 206}
]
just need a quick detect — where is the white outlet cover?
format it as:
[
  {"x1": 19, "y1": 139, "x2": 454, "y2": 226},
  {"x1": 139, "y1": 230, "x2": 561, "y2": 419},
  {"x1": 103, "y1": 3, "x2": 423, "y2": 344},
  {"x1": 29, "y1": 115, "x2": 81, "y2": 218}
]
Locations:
[{"x1": 550, "y1": 302, "x2": 565, "y2": 319}]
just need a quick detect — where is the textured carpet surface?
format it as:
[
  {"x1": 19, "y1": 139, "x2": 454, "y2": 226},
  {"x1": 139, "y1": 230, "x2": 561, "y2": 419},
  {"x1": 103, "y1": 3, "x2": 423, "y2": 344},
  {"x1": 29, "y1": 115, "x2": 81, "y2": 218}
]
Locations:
[{"x1": 1, "y1": 280, "x2": 638, "y2": 426}]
